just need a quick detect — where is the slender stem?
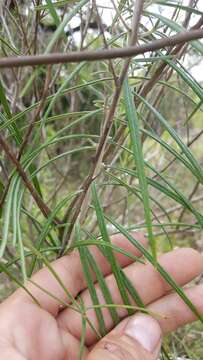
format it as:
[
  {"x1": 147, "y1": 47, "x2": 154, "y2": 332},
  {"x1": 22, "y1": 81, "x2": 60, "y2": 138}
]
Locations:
[
  {"x1": 0, "y1": 134, "x2": 61, "y2": 225},
  {"x1": 0, "y1": 29, "x2": 202, "y2": 68}
]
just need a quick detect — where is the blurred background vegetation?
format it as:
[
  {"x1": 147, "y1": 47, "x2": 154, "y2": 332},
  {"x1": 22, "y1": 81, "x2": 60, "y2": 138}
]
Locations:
[{"x1": 0, "y1": 0, "x2": 203, "y2": 358}]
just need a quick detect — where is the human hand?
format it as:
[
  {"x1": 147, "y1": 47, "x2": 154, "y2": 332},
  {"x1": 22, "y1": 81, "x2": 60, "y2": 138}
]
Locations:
[{"x1": 0, "y1": 233, "x2": 202, "y2": 359}]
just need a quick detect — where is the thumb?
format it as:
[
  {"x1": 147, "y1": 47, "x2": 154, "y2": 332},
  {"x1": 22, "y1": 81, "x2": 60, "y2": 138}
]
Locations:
[{"x1": 87, "y1": 314, "x2": 162, "y2": 360}]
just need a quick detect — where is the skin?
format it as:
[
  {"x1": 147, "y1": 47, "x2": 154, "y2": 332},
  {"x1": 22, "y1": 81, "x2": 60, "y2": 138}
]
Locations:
[{"x1": 0, "y1": 232, "x2": 202, "y2": 359}]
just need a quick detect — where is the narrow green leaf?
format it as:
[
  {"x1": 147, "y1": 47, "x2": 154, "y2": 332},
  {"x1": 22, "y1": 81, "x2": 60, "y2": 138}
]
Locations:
[
  {"x1": 79, "y1": 246, "x2": 107, "y2": 336},
  {"x1": 78, "y1": 297, "x2": 87, "y2": 360},
  {"x1": 91, "y1": 183, "x2": 132, "y2": 313},
  {"x1": 121, "y1": 272, "x2": 144, "y2": 308},
  {"x1": 123, "y1": 79, "x2": 156, "y2": 260},
  {"x1": 75, "y1": 223, "x2": 107, "y2": 336},
  {"x1": 0, "y1": 180, "x2": 15, "y2": 257},
  {"x1": 85, "y1": 247, "x2": 120, "y2": 325}
]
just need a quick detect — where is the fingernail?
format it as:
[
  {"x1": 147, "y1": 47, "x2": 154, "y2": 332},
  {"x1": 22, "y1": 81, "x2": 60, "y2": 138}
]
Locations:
[{"x1": 124, "y1": 315, "x2": 162, "y2": 353}]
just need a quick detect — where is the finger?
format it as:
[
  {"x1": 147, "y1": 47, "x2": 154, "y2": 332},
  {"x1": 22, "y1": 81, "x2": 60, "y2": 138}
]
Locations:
[
  {"x1": 0, "y1": 349, "x2": 26, "y2": 360},
  {"x1": 60, "y1": 329, "x2": 89, "y2": 359},
  {"x1": 88, "y1": 284, "x2": 203, "y2": 360},
  {"x1": 14, "y1": 232, "x2": 146, "y2": 315},
  {"x1": 58, "y1": 248, "x2": 203, "y2": 344},
  {"x1": 107, "y1": 284, "x2": 203, "y2": 337},
  {"x1": 87, "y1": 315, "x2": 162, "y2": 360},
  {"x1": 148, "y1": 283, "x2": 203, "y2": 333}
]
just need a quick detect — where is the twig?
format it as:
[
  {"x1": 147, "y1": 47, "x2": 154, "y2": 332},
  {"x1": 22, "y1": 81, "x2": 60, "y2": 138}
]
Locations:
[
  {"x1": 0, "y1": 29, "x2": 202, "y2": 68},
  {"x1": 0, "y1": 134, "x2": 61, "y2": 225}
]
